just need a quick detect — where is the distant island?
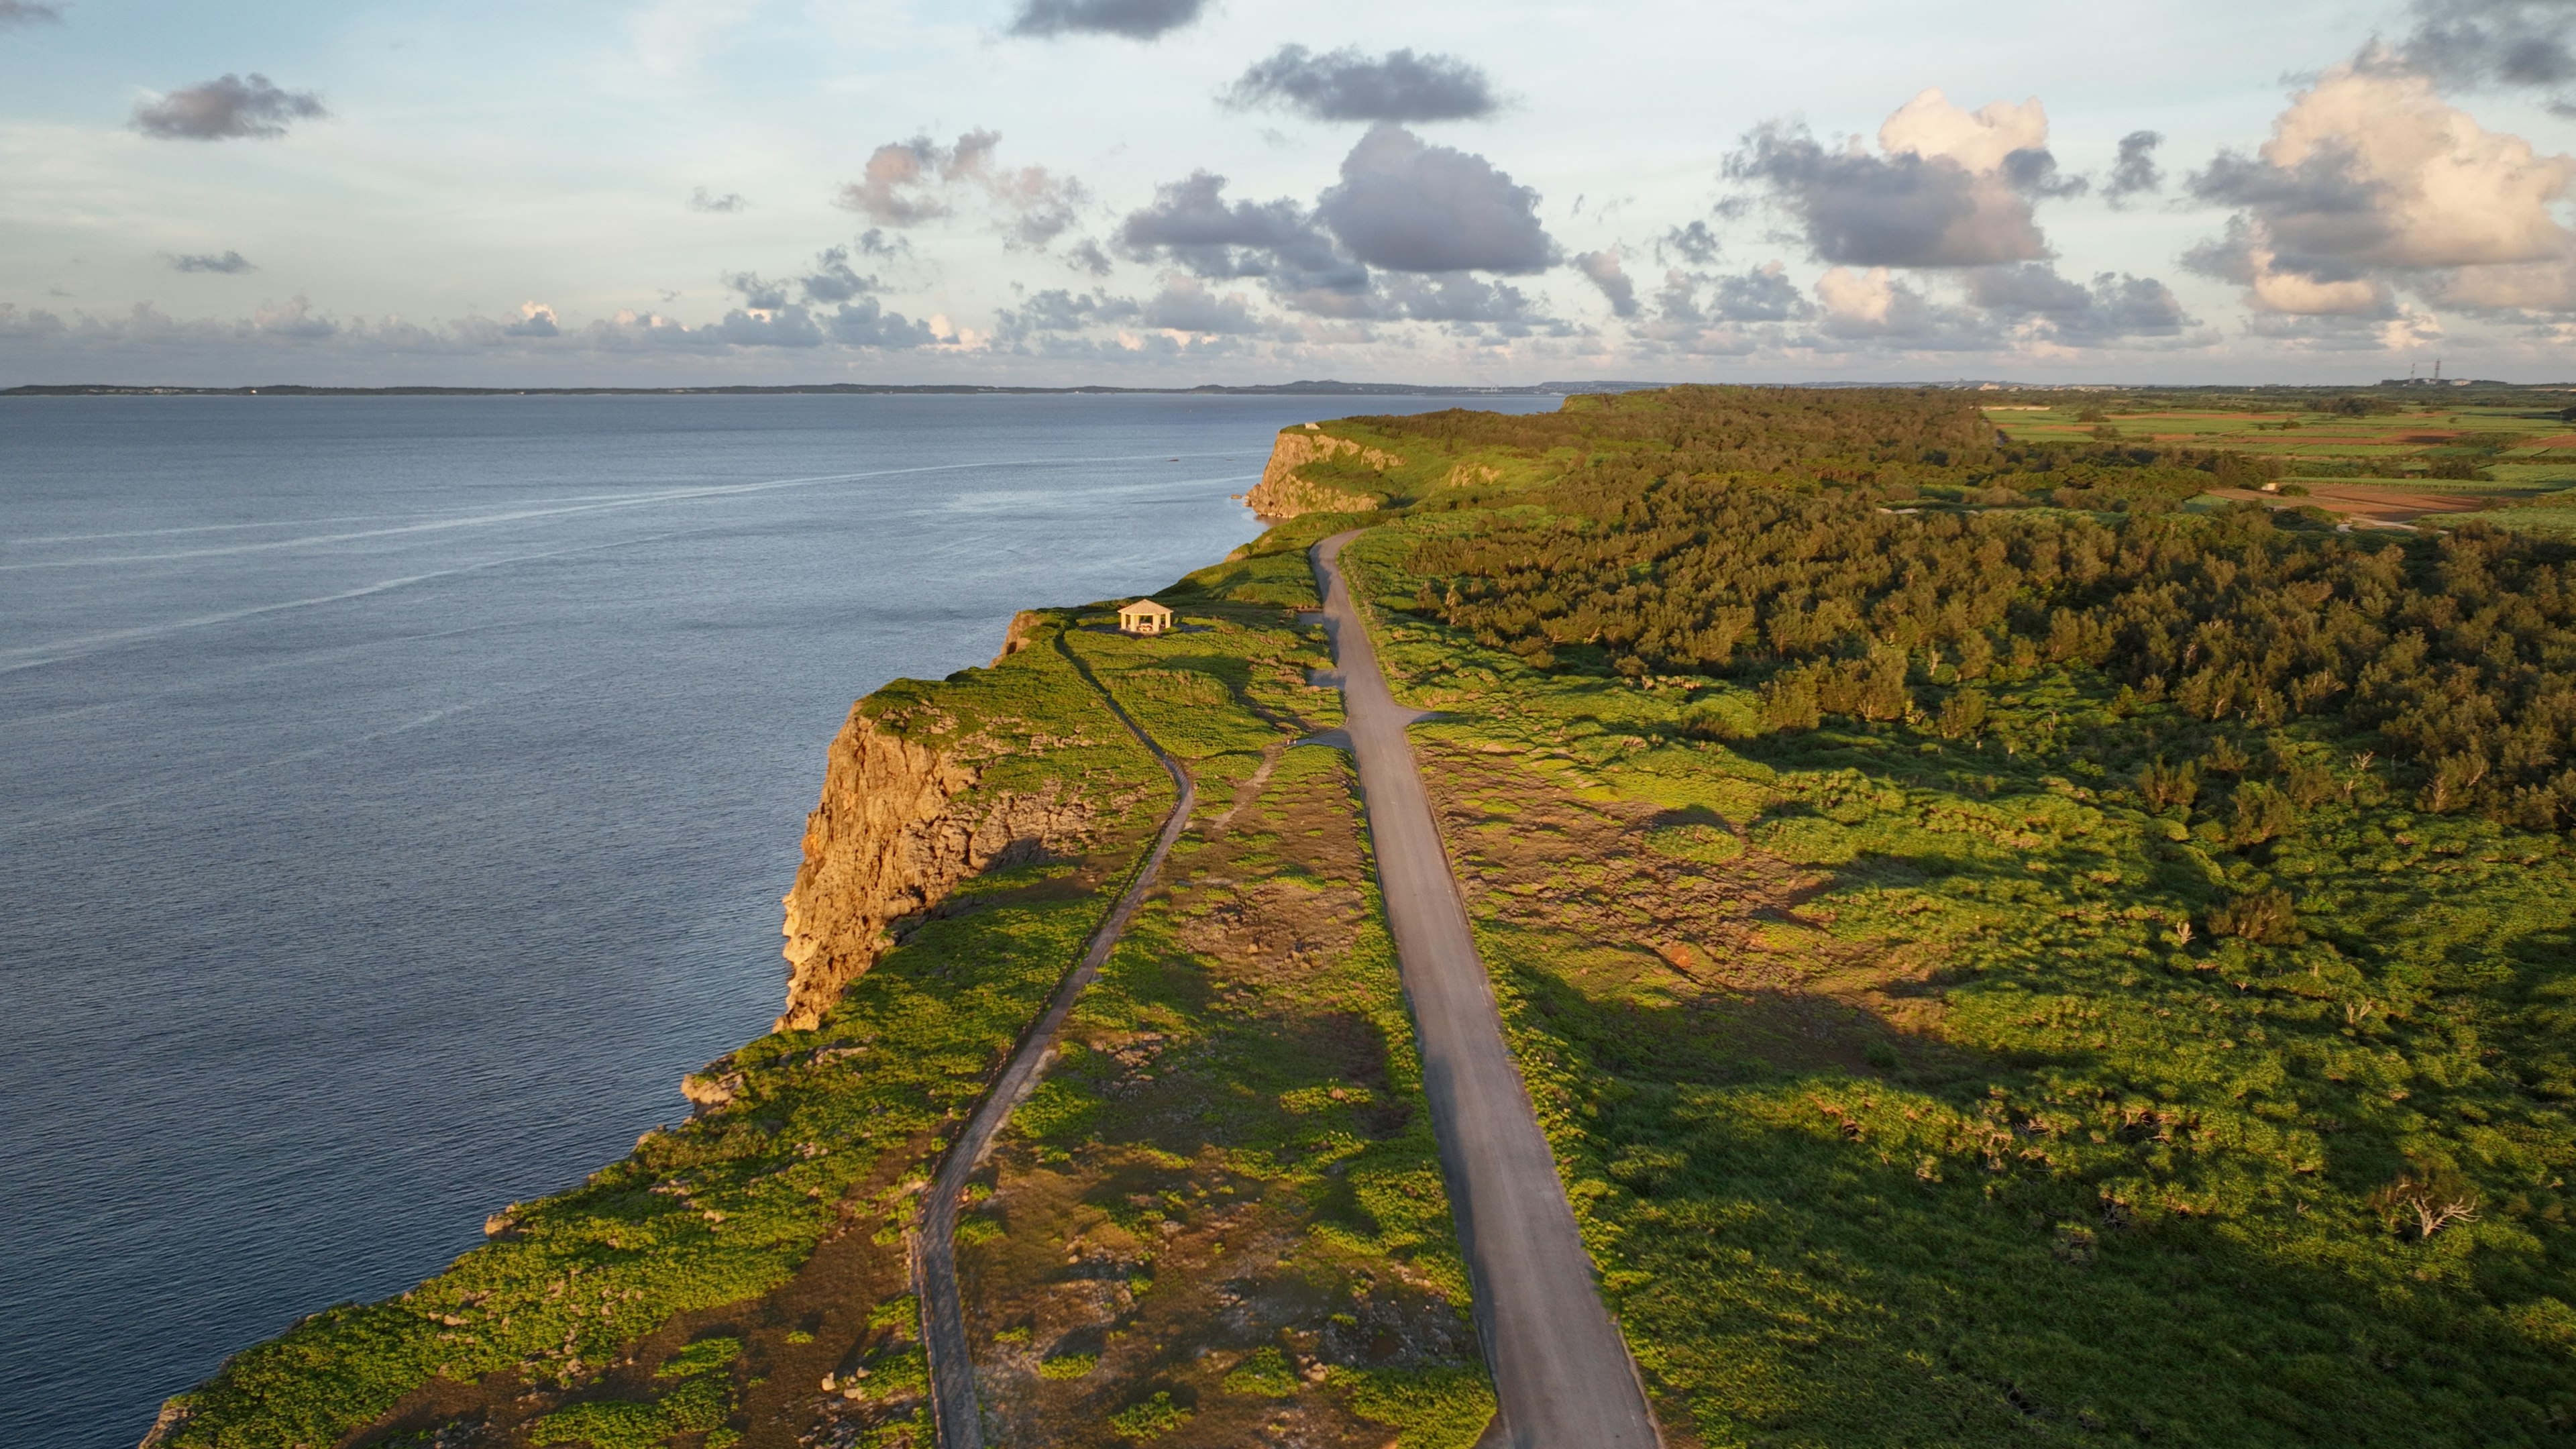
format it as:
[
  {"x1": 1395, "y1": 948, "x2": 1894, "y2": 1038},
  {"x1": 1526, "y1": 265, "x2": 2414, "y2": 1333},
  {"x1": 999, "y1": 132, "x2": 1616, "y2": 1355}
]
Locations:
[
  {"x1": 3, "y1": 379, "x2": 1662, "y2": 399},
  {"x1": 21, "y1": 379, "x2": 2575, "y2": 401},
  {"x1": 146, "y1": 384, "x2": 2576, "y2": 1449}
]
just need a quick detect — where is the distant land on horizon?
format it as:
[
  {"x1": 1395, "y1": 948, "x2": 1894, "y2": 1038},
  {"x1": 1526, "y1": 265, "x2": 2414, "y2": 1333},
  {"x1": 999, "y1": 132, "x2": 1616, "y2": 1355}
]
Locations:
[
  {"x1": 2, "y1": 379, "x2": 1650, "y2": 399},
  {"x1": 9, "y1": 378, "x2": 2576, "y2": 400}
]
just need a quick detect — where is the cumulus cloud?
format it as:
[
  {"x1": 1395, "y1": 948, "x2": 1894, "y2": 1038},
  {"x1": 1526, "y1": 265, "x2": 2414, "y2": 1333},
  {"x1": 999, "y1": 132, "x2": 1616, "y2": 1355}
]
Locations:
[
  {"x1": 503, "y1": 303, "x2": 559, "y2": 338},
  {"x1": 1140, "y1": 276, "x2": 1265, "y2": 334},
  {"x1": 0, "y1": 295, "x2": 948, "y2": 370},
  {"x1": 1628, "y1": 262, "x2": 1812, "y2": 355},
  {"x1": 722, "y1": 246, "x2": 886, "y2": 311},
  {"x1": 1376, "y1": 273, "x2": 1564, "y2": 334},
  {"x1": 1812, "y1": 267, "x2": 2002, "y2": 346},
  {"x1": 837, "y1": 129, "x2": 1085, "y2": 247},
  {"x1": 1064, "y1": 237, "x2": 1115, "y2": 276},
  {"x1": 1223, "y1": 46, "x2": 1499, "y2": 123},
  {"x1": 994, "y1": 287, "x2": 1142, "y2": 342},
  {"x1": 0, "y1": 1, "x2": 62, "y2": 25},
  {"x1": 133, "y1": 74, "x2": 327, "y2": 141},
  {"x1": 709, "y1": 245, "x2": 938, "y2": 348},
  {"x1": 947, "y1": 131, "x2": 1087, "y2": 246},
  {"x1": 1008, "y1": 0, "x2": 1203, "y2": 40},
  {"x1": 1658, "y1": 219, "x2": 1721, "y2": 266},
  {"x1": 820, "y1": 298, "x2": 938, "y2": 347},
  {"x1": 252, "y1": 296, "x2": 336, "y2": 339},
  {"x1": 1574, "y1": 250, "x2": 1638, "y2": 317},
  {"x1": 2105, "y1": 131, "x2": 2164, "y2": 205},
  {"x1": 689, "y1": 187, "x2": 748, "y2": 213},
  {"x1": 1727, "y1": 89, "x2": 2070, "y2": 268},
  {"x1": 1963, "y1": 262, "x2": 2196, "y2": 343},
  {"x1": 2185, "y1": 62, "x2": 2576, "y2": 315},
  {"x1": 676, "y1": 297, "x2": 940, "y2": 350},
  {"x1": 1118, "y1": 137, "x2": 1562, "y2": 334},
  {"x1": 1117, "y1": 170, "x2": 1362, "y2": 296},
  {"x1": 1708, "y1": 262, "x2": 1811, "y2": 322},
  {"x1": 164, "y1": 251, "x2": 256, "y2": 274},
  {"x1": 839, "y1": 137, "x2": 955, "y2": 225},
  {"x1": 794, "y1": 246, "x2": 875, "y2": 303},
  {"x1": 1316, "y1": 123, "x2": 1556, "y2": 274},
  {"x1": 2392, "y1": 0, "x2": 2576, "y2": 99}
]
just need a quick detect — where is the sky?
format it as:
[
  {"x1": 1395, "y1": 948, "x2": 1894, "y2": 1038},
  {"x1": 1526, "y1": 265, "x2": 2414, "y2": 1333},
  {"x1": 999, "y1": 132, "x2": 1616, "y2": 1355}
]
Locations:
[{"x1": 3, "y1": 0, "x2": 2574, "y2": 386}]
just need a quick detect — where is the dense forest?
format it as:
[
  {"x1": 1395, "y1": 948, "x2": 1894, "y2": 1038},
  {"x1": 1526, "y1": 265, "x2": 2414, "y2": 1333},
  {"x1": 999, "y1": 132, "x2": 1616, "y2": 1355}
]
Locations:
[
  {"x1": 1254, "y1": 384, "x2": 2576, "y2": 1445},
  {"x1": 1385, "y1": 389, "x2": 2576, "y2": 827}
]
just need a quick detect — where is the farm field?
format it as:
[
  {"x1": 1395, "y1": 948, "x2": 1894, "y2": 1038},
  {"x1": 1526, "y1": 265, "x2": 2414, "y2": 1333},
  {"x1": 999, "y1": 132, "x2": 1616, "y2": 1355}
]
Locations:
[{"x1": 1982, "y1": 394, "x2": 2576, "y2": 531}]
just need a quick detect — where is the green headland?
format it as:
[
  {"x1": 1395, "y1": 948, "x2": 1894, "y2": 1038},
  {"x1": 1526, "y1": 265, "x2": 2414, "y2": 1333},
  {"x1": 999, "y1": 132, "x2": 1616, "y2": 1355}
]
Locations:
[{"x1": 151, "y1": 384, "x2": 2576, "y2": 1448}]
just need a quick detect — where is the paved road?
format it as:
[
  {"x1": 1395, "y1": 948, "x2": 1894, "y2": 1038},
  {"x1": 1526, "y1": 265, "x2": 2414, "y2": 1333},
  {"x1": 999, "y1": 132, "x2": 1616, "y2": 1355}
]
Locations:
[
  {"x1": 915, "y1": 632, "x2": 1197, "y2": 1449},
  {"x1": 1312, "y1": 532, "x2": 1661, "y2": 1449}
]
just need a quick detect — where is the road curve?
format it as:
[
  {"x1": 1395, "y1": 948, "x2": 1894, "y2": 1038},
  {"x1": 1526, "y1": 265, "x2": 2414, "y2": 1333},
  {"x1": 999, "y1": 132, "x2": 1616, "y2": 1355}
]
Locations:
[
  {"x1": 1311, "y1": 531, "x2": 1660, "y2": 1449},
  {"x1": 914, "y1": 631, "x2": 1197, "y2": 1449}
]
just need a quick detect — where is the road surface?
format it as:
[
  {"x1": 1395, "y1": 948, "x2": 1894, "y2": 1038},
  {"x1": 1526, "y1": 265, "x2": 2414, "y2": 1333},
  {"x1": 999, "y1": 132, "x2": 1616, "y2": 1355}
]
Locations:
[
  {"x1": 1312, "y1": 531, "x2": 1662, "y2": 1449},
  {"x1": 914, "y1": 631, "x2": 1197, "y2": 1449}
]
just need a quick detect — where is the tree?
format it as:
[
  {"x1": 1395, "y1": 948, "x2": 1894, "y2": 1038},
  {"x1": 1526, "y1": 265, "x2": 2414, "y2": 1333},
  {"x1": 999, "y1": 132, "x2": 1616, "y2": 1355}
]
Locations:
[{"x1": 2371, "y1": 1169, "x2": 2481, "y2": 1241}]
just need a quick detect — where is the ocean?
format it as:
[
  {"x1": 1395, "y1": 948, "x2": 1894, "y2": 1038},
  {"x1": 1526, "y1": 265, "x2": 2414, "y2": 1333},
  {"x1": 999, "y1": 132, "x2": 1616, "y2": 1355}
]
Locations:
[{"x1": 0, "y1": 392, "x2": 1563, "y2": 1448}]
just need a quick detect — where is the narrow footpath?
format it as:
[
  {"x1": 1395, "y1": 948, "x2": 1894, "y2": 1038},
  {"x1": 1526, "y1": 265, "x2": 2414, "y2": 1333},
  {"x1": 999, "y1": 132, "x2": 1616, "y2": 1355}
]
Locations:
[
  {"x1": 1311, "y1": 531, "x2": 1662, "y2": 1449},
  {"x1": 913, "y1": 632, "x2": 1197, "y2": 1449}
]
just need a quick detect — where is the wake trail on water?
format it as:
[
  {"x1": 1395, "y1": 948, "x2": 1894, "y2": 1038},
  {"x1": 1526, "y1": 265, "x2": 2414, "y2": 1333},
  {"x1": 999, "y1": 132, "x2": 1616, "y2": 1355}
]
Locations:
[
  {"x1": 0, "y1": 623, "x2": 513, "y2": 733},
  {"x1": 0, "y1": 663, "x2": 623, "y2": 839},
  {"x1": 0, "y1": 529, "x2": 704, "y2": 678},
  {"x1": 0, "y1": 450, "x2": 1258, "y2": 572}
]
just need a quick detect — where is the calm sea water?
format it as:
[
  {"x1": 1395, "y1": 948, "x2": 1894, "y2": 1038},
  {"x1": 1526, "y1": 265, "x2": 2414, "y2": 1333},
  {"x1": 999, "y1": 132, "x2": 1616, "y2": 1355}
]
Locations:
[{"x1": 0, "y1": 392, "x2": 1562, "y2": 1449}]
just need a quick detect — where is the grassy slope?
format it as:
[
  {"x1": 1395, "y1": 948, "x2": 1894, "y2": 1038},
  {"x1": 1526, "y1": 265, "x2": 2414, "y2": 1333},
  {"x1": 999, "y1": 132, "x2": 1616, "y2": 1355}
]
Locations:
[
  {"x1": 1324, "y1": 504, "x2": 2576, "y2": 1448},
  {"x1": 160, "y1": 615, "x2": 1171, "y2": 1449},
  {"x1": 955, "y1": 561, "x2": 1493, "y2": 1448}
]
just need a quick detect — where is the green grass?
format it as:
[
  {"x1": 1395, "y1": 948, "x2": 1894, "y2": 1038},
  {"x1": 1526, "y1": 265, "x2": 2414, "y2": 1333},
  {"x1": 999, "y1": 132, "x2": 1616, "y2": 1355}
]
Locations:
[
  {"x1": 1328, "y1": 491, "x2": 2576, "y2": 1446},
  {"x1": 155, "y1": 616, "x2": 1171, "y2": 1448},
  {"x1": 1014, "y1": 745, "x2": 1476, "y2": 1305},
  {"x1": 1331, "y1": 1365, "x2": 1497, "y2": 1449},
  {"x1": 965, "y1": 599, "x2": 1489, "y2": 1442},
  {"x1": 1222, "y1": 1346, "x2": 1300, "y2": 1397},
  {"x1": 1107, "y1": 1390, "x2": 1192, "y2": 1440}
]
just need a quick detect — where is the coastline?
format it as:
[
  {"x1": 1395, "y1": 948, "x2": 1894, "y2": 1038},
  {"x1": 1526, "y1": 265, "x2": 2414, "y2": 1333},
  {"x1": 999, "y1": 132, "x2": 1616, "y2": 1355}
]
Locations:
[{"x1": 139, "y1": 419, "x2": 1481, "y2": 1449}]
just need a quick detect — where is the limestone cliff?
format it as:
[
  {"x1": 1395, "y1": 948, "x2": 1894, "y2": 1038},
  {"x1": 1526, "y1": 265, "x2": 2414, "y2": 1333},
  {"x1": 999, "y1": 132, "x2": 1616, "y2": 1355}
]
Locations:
[
  {"x1": 775, "y1": 704, "x2": 1097, "y2": 1032},
  {"x1": 1240, "y1": 427, "x2": 1403, "y2": 518}
]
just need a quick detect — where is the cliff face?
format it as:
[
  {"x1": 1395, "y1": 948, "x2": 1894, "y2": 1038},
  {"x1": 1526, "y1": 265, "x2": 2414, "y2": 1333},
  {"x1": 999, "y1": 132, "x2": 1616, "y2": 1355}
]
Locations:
[
  {"x1": 1240, "y1": 428, "x2": 1403, "y2": 518},
  {"x1": 775, "y1": 704, "x2": 1097, "y2": 1032}
]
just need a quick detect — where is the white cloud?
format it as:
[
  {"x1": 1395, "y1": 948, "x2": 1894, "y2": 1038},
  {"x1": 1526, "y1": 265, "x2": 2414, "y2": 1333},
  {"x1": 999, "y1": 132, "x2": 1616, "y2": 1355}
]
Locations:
[
  {"x1": 1876, "y1": 89, "x2": 2049, "y2": 173},
  {"x1": 2188, "y1": 61, "x2": 2576, "y2": 315}
]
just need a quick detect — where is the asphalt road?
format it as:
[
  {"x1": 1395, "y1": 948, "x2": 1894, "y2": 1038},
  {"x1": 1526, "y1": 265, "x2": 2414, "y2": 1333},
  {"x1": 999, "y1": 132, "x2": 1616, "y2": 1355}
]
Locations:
[
  {"x1": 1312, "y1": 531, "x2": 1662, "y2": 1449},
  {"x1": 914, "y1": 632, "x2": 1197, "y2": 1449}
]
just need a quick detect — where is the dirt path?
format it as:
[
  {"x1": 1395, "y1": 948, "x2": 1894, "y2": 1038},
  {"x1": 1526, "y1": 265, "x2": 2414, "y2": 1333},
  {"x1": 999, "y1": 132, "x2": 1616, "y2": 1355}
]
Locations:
[
  {"x1": 1311, "y1": 532, "x2": 1662, "y2": 1449},
  {"x1": 2206, "y1": 484, "x2": 2496, "y2": 523},
  {"x1": 913, "y1": 633, "x2": 1196, "y2": 1449}
]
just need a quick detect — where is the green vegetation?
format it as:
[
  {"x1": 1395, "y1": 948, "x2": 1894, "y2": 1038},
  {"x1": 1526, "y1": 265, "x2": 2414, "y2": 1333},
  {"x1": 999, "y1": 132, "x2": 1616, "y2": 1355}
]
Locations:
[
  {"x1": 1220, "y1": 1346, "x2": 1299, "y2": 1397},
  {"x1": 154, "y1": 614, "x2": 1171, "y2": 1449},
  {"x1": 1411, "y1": 478, "x2": 2576, "y2": 822},
  {"x1": 1038, "y1": 1352, "x2": 1100, "y2": 1381},
  {"x1": 1330, "y1": 1365, "x2": 1498, "y2": 1449},
  {"x1": 1300, "y1": 385, "x2": 2576, "y2": 1445},
  {"x1": 157, "y1": 382, "x2": 2576, "y2": 1447},
  {"x1": 1106, "y1": 1391, "x2": 1191, "y2": 1440},
  {"x1": 958, "y1": 596, "x2": 1488, "y2": 1446}
]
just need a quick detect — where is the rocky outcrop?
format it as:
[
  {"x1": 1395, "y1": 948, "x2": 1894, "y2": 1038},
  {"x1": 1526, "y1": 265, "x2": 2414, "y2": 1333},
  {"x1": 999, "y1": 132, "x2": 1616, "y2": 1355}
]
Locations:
[
  {"x1": 775, "y1": 706, "x2": 1099, "y2": 1031},
  {"x1": 1240, "y1": 429, "x2": 1403, "y2": 518},
  {"x1": 992, "y1": 610, "x2": 1046, "y2": 664}
]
